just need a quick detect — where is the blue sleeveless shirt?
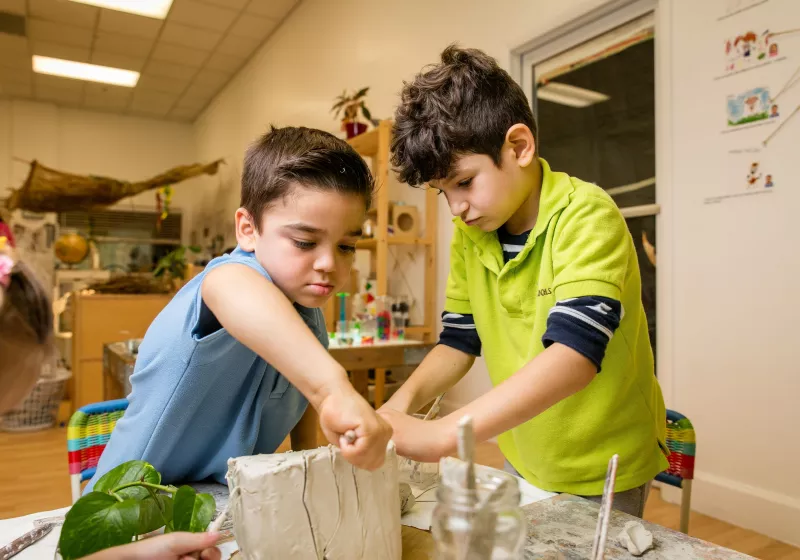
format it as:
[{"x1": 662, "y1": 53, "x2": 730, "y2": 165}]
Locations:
[{"x1": 85, "y1": 247, "x2": 328, "y2": 491}]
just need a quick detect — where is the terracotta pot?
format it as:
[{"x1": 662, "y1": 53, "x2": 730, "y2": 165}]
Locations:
[{"x1": 344, "y1": 121, "x2": 368, "y2": 139}]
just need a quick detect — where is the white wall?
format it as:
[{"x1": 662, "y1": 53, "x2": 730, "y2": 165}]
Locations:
[
  {"x1": 658, "y1": 0, "x2": 800, "y2": 546},
  {"x1": 0, "y1": 99, "x2": 198, "y2": 237},
  {"x1": 190, "y1": 0, "x2": 799, "y2": 545}
]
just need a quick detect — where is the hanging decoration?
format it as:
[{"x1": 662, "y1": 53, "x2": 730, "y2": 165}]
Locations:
[
  {"x1": 155, "y1": 185, "x2": 173, "y2": 230},
  {"x1": 5, "y1": 159, "x2": 223, "y2": 213}
]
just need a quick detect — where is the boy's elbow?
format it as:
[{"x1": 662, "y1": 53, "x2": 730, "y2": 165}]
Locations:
[
  {"x1": 550, "y1": 342, "x2": 598, "y2": 389},
  {"x1": 574, "y1": 356, "x2": 598, "y2": 391}
]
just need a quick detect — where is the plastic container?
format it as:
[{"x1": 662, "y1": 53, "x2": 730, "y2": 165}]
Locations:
[{"x1": 375, "y1": 295, "x2": 393, "y2": 341}]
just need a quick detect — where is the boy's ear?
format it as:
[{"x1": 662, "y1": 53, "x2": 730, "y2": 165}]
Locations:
[
  {"x1": 505, "y1": 124, "x2": 536, "y2": 168},
  {"x1": 235, "y1": 207, "x2": 259, "y2": 252}
]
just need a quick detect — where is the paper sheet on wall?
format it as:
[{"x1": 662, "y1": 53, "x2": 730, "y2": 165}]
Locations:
[{"x1": 705, "y1": 0, "x2": 800, "y2": 204}]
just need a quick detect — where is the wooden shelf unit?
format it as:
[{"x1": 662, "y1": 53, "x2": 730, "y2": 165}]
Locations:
[
  {"x1": 316, "y1": 121, "x2": 439, "y2": 409},
  {"x1": 347, "y1": 120, "x2": 438, "y2": 344}
]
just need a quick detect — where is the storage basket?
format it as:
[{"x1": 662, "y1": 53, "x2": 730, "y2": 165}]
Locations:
[{"x1": 1, "y1": 366, "x2": 71, "y2": 432}]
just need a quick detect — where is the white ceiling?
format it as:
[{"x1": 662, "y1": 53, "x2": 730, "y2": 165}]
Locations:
[{"x1": 0, "y1": 0, "x2": 300, "y2": 121}]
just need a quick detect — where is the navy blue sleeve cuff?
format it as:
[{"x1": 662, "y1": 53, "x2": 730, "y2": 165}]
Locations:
[
  {"x1": 542, "y1": 296, "x2": 622, "y2": 372},
  {"x1": 437, "y1": 312, "x2": 481, "y2": 357}
]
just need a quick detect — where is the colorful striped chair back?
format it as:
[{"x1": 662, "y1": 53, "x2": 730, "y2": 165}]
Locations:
[
  {"x1": 67, "y1": 399, "x2": 129, "y2": 503},
  {"x1": 656, "y1": 409, "x2": 696, "y2": 486},
  {"x1": 655, "y1": 409, "x2": 696, "y2": 533}
]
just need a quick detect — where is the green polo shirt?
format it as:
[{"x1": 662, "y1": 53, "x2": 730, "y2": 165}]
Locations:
[{"x1": 445, "y1": 159, "x2": 668, "y2": 495}]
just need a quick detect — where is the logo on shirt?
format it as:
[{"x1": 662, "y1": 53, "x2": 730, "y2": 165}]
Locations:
[{"x1": 537, "y1": 288, "x2": 552, "y2": 297}]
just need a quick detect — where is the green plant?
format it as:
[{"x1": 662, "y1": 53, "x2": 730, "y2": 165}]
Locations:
[
  {"x1": 153, "y1": 245, "x2": 201, "y2": 283},
  {"x1": 58, "y1": 461, "x2": 215, "y2": 560},
  {"x1": 331, "y1": 87, "x2": 372, "y2": 123}
]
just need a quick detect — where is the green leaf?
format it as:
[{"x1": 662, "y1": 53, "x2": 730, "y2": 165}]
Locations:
[
  {"x1": 188, "y1": 245, "x2": 202, "y2": 253},
  {"x1": 138, "y1": 494, "x2": 173, "y2": 535},
  {"x1": 173, "y1": 486, "x2": 215, "y2": 532},
  {"x1": 95, "y1": 460, "x2": 161, "y2": 500},
  {"x1": 58, "y1": 493, "x2": 139, "y2": 560},
  {"x1": 361, "y1": 102, "x2": 372, "y2": 121},
  {"x1": 354, "y1": 86, "x2": 369, "y2": 99}
]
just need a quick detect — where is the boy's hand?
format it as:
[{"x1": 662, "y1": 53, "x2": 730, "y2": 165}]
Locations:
[
  {"x1": 377, "y1": 408, "x2": 455, "y2": 463},
  {"x1": 318, "y1": 387, "x2": 393, "y2": 470}
]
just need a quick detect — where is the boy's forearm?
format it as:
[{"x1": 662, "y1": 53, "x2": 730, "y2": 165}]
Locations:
[
  {"x1": 202, "y1": 265, "x2": 351, "y2": 410},
  {"x1": 443, "y1": 343, "x2": 596, "y2": 448},
  {"x1": 387, "y1": 344, "x2": 475, "y2": 413}
]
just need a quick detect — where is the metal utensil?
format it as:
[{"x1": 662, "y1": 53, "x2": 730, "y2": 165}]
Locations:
[
  {"x1": 590, "y1": 454, "x2": 619, "y2": 560},
  {"x1": 0, "y1": 523, "x2": 54, "y2": 560}
]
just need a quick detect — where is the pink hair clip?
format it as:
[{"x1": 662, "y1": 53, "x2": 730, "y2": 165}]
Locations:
[
  {"x1": 0, "y1": 237, "x2": 12, "y2": 289},
  {"x1": 0, "y1": 254, "x2": 12, "y2": 289}
]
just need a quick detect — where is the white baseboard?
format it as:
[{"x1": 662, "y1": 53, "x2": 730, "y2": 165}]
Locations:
[{"x1": 661, "y1": 472, "x2": 800, "y2": 547}]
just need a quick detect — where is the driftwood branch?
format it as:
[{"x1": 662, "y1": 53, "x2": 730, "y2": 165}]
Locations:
[{"x1": 5, "y1": 159, "x2": 224, "y2": 213}]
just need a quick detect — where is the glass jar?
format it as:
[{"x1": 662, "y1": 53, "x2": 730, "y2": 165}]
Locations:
[{"x1": 431, "y1": 469, "x2": 525, "y2": 560}]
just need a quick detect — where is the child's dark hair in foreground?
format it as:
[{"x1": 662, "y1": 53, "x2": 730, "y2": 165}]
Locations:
[{"x1": 0, "y1": 238, "x2": 52, "y2": 412}]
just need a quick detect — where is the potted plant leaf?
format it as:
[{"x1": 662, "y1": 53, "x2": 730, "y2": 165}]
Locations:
[
  {"x1": 58, "y1": 461, "x2": 215, "y2": 559},
  {"x1": 331, "y1": 87, "x2": 373, "y2": 139},
  {"x1": 153, "y1": 245, "x2": 201, "y2": 292}
]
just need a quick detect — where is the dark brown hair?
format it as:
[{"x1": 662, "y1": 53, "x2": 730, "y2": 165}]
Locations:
[
  {"x1": 0, "y1": 256, "x2": 53, "y2": 412},
  {"x1": 391, "y1": 44, "x2": 538, "y2": 186},
  {"x1": 241, "y1": 126, "x2": 374, "y2": 229}
]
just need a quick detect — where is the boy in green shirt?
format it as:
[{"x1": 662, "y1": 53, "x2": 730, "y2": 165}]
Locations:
[{"x1": 378, "y1": 45, "x2": 668, "y2": 517}]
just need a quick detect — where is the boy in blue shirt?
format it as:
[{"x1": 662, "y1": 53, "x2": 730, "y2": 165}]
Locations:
[{"x1": 87, "y1": 126, "x2": 392, "y2": 492}]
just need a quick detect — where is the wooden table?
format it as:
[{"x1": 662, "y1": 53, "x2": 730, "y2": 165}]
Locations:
[
  {"x1": 328, "y1": 339, "x2": 434, "y2": 408},
  {"x1": 104, "y1": 338, "x2": 434, "y2": 410},
  {"x1": 399, "y1": 493, "x2": 752, "y2": 559}
]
